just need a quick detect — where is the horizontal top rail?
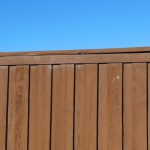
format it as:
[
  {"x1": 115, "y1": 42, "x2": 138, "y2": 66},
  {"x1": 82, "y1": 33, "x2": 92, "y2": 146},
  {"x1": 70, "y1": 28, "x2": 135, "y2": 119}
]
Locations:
[
  {"x1": 0, "y1": 47, "x2": 150, "y2": 57},
  {"x1": 0, "y1": 53, "x2": 150, "y2": 65}
]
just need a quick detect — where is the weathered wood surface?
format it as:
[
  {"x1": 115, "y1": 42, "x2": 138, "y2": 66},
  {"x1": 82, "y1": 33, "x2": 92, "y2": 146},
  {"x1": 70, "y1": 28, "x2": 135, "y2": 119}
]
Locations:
[
  {"x1": 0, "y1": 47, "x2": 150, "y2": 57},
  {"x1": 29, "y1": 65, "x2": 51, "y2": 150},
  {"x1": 0, "y1": 67, "x2": 8, "y2": 150},
  {"x1": 75, "y1": 64, "x2": 97, "y2": 150},
  {"x1": 0, "y1": 53, "x2": 150, "y2": 65},
  {"x1": 124, "y1": 63, "x2": 147, "y2": 150},
  {"x1": 0, "y1": 48, "x2": 149, "y2": 150},
  {"x1": 8, "y1": 66, "x2": 29, "y2": 150},
  {"x1": 52, "y1": 65, "x2": 74, "y2": 150},
  {"x1": 99, "y1": 64, "x2": 122, "y2": 150}
]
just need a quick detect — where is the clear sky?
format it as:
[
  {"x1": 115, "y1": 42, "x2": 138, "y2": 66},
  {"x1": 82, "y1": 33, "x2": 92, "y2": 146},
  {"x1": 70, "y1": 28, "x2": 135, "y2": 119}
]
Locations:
[{"x1": 0, "y1": 0, "x2": 150, "y2": 52}]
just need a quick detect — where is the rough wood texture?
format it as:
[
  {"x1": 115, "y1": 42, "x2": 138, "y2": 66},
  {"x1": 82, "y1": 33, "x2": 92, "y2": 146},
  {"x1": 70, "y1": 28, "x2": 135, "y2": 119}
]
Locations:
[
  {"x1": 52, "y1": 65, "x2": 74, "y2": 150},
  {"x1": 0, "y1": 48, "x2": 150, "y2": 150},
  {"x1": 124, "y1": 63, "x2": 147, "y2": 150},
  {"x1": 0, "y1": 67, "x2": 8, "y2": 150},
  {"x1": 149, "y1": 64, "x2": 150, "y2": 150},
  {"x1": 1, "y1": 53, "x2": 150, "y2": 65},
  {"x1": 0, "y1": 47, "x2": 150, "y2": 57},
  {"x1": 75, "y1": 64, "x2": 97, "y2": 150},
  {"x1": 29, "y1": 65, "x2": 51, "y2": 150},
  {"x1": 99, "y1": 64, "x2": 122, "y2": 150},
  {"x1": 7, "y1": 66, "x2": 29, "y2": 150}
]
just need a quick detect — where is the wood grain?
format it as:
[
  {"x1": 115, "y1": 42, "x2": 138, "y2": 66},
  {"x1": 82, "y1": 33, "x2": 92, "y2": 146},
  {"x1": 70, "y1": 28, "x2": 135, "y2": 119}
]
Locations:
[
  {"x1": 0, "y1": 49, "x2": 149, "y2": 150},
  {"x1": 29, "y1": 65, "x2": 51, "y2": 150},
  {"x1": 99, "y1": 64, "x2": 122, "y2": 150},
  {"x1": 0, "y1": 66, "x2": 8, "y2": 150},
  {"x1": 7, "y1": 66, "x2": 29, "y2": 150},
  {"x1": 52, "y1": 65, "x2": 74, "y2": 150},
  {"x1": 124, "y1": 63, "x2": 147, "y2": 150},
  {"x1": 75, "y1": 64, "x2": 97, "y2": 150},
  {"x1": 0, "y1": 53, "x2": 150, "y2": 65},
  {"x1": 0, "y1": 47, "x2": 150, "y2": 57},
  {"x1": 147, "y1": 63, "x2": 150, "y2": 150}
]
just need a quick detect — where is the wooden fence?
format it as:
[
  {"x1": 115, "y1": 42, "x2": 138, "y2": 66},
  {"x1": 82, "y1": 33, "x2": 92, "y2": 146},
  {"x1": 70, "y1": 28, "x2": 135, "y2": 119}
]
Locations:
[{"x1": 0, "y1": 47, "x2": 150, "y2": 150}]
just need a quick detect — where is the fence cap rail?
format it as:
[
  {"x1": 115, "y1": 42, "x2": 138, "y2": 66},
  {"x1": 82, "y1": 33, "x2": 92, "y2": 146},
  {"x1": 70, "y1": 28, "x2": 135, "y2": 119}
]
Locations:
[{"x1": 0, "y1": 47, "x2": 150, "y2": 57}]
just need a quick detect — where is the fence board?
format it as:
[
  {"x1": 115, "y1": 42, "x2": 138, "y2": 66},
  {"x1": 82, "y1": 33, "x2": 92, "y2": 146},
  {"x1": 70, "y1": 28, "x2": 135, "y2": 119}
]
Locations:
[
  {"x1": 0, "y1": 48, "x2": 150, "y2": 150},
  {"x1": 75, "y1": 64, "x2": 97, "y2": 150},
  {"x1": 124, "y1": 63, "x2": 147, "y2": 150},
  {"x1": 148, "y1": 64, "x2": 150, "y2": 150},
  {"x1": 0, "y1": 66, "x2": 8, "y2": 150},
  {"x1": 51, "y1": 65, "x2": 74, "y2": 150},
  {"x1": 0, "y1": 47, "x2": 150, "y2": 57},
  {"x1": 1, "y1": 53, "x2": 150, "y2": 65},
  {"x1": 98, "y1": 64, "x2": 122, "y2": 150},
  {"x1": 29, "y1": 65, "x2": 51, "y2": 150},
  {"x1": 7, "y1": 66, "x2": 29, "y2": 150}
]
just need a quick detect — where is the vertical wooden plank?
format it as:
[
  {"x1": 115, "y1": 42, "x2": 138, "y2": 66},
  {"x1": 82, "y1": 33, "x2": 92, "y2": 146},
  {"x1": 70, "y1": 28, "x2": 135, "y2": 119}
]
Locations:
[
  {"x1": 75, "y1": 64, "x2": 97, "y2": 150},
  {"x1": 7, "y1": 66, "x2": 29, "y2": 150},
  {"x1": 52, "y1": 64, "x2": 74, "y2": 150},
  {"x1": 29, "y1": 65, "x2": 51, "y2": 150},
  {"x1": 124, "y1": 63, "x2": 147, "y2": 150},
  {"x1": 99, "y1": 63, "x2": 122, "y2": 150},
  {"x1": 148, "y1": 63, "x2": 150, "y2": 150},
  {"x1": 0, "y1": 66, "x2": 8, "y2": 150}
]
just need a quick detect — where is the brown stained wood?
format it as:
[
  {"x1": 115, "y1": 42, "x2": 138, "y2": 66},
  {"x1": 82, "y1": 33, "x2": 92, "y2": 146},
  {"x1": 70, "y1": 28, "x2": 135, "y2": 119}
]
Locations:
[
  {"x1": 124, "y1": 63, "x2": 147, "y2": 150},
  {"x1": 0, "y1": 67, "x2": 8, "y2": 150},
  {"x1": 0, "y1": 47, "x2": 150, "y2": 57},
  {"x1": 52, "y1": 65, "x2": 74, "y2": 150},
  {"x1": 75, "y1": 64, "x2": 97, "y2": 150},
  {"x1": 147, "y1": 63, "x2": 150, "y2": 150},
  {"x1": 99, "y1": 64, "x2": 122, "y2": 150},
  {"x1": 29, "y1": 65, "x2": 51, "y2": 150},
  {"x1": 0, "y1": 53, "x2": 150, "y2": 65},
  {"x1": 7, "y1": 66, "x2": 29, "y2": 150},
  {"x1": 0, "y1": 48, "x2": 150, "y2": 150}
]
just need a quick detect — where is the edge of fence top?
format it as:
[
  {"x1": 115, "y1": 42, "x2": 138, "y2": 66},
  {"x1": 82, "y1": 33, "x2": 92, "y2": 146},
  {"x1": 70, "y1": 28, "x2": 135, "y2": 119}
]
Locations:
[{"x1": 0, "y1": 47, "x2": 150, "y2": 57}]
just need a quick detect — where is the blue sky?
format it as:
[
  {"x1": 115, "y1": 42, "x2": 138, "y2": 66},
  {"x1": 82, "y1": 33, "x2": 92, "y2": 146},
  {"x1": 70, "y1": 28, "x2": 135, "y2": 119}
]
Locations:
[{"x1": 0, "y1": 0, "x2": 150, "y2": 52}]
